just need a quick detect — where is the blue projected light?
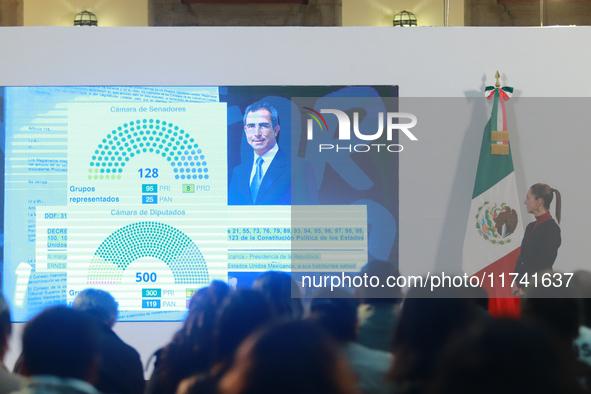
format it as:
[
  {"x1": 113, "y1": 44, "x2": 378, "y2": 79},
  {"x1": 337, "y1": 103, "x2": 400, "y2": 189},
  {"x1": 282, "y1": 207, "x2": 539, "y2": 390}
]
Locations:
[{"x1": 1, "y1": 85, "x2": 397, "y2": 323}]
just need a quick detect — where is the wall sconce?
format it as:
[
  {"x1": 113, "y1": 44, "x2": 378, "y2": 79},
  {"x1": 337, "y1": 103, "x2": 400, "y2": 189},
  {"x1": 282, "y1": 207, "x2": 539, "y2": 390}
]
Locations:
[
  {"x1": 393, "y1": 11, "x2": 417, "y2": 27},
  {"x1": 74, "y1": 11, "x2": 98, "y2": 26}
]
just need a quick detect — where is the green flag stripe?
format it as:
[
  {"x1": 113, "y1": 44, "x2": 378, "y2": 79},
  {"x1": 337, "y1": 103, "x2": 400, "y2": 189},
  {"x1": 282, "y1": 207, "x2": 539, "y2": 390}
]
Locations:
[{"x1": 471, "y1": 108, "x2": 515, "y2": 199}]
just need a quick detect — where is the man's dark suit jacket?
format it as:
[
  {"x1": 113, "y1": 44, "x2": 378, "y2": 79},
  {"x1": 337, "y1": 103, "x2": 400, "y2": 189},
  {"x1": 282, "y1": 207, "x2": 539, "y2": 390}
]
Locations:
[{"x1": 228, "y1": 148, "x2": 318, "y2": 205}]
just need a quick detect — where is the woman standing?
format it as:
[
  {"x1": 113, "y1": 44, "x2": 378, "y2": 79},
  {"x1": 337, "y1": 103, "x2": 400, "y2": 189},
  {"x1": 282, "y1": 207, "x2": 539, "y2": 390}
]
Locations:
[{"x1": 513, "y1": 183, "x2": 562, "y2": 296}]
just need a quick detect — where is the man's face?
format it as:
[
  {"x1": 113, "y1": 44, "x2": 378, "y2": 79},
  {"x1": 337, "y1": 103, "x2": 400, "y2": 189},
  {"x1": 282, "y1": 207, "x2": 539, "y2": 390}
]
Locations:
[{"x1": 244, "y1": 109, "x2": 279, "y2": 156}]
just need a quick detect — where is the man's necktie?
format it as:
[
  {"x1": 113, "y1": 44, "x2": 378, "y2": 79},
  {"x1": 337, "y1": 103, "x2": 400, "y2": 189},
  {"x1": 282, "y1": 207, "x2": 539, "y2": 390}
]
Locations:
[{"x1": 250, "y1": 156, "x2": 264, "y2": 203}]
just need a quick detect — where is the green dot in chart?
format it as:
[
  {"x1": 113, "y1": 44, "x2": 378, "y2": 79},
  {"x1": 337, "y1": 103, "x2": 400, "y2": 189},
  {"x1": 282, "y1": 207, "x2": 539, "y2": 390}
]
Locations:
[
  {"x1": 88, "y1": 175, "x2": 92, "y2": 179},
  {"x1": 94, "y1": 175, "x2": 98, "y2": 179},
  {"x1": 111, "y1": 175, "x2": 116, "y2": 179},
  {"x1": 100, "y1": 175, "x2": 104, "y2": 179},
  {"x1": 94, "y1": 169, "x2": 98, "y2": 173}
]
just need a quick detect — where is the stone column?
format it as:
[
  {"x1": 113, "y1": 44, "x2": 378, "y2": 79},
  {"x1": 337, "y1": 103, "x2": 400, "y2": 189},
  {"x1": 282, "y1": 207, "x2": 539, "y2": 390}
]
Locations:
[
  {"x1": 148, "y1": 0, "x2": 341, "y2": 27},
  {"x1": 0, "y1": 0, "x2": 24, "y2": 26}
]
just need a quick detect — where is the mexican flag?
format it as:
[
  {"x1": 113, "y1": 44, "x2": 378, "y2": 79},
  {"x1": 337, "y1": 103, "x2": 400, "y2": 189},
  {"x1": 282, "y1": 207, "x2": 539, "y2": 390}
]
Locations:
[{"x1": 462, "y1": 83, "x2": 524, "y2": 318}]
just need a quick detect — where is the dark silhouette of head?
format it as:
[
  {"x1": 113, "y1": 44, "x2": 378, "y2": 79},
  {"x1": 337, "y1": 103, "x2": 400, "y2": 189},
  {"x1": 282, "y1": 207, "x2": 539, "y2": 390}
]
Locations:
[
  {"x1": 72, "y1": 288, "x2": 118, "y2": 327},
  {"x1": 22, "y1": 306, "x2": 100, "y2": 382},
  {"x1": 0, "y1": 293, "x2": 12, "y2": 360},
  {"x1": 431, "y1": 319, "x2": 583, "y2": 394},
  {"x1": 310, "y1": 288, "x2": 358, "y2": 344},
  {"x1": 521, "y1": 283, "x2": 582, "y2": 346},
  {"x1": 158, "y1": 281, "x2": 230, "y2": 394},
  {"x1": 252, "y1": 271, "x2": 303, "y2": 320},
  {"x1": 215, "y1": 289, "x2": 273, "y2": 364},
  {"x1": 219, "y1": 320, "x2": 356, "y2": 394},
  {"x1": 389, "y1": 286, "x2": 481, "y2": 388},
  {"x1": 356, "y1": 259, "x2": 402, "y2": 304},
  {"x1": 572, "y1": 270, "x2": 591, "y2": 328}
]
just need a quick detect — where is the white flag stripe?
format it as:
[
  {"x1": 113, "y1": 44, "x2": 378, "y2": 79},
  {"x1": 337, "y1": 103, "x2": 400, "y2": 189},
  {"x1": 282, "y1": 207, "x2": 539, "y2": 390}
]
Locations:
[{"x1": 462, "y1": 171, "x2": 524, "y2": 276}]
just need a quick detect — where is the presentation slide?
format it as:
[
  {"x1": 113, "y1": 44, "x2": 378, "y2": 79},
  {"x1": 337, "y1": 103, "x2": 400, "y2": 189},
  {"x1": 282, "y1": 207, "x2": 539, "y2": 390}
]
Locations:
[{"x1": 0, "y1": 85, "x2": 399, "y2": 321}]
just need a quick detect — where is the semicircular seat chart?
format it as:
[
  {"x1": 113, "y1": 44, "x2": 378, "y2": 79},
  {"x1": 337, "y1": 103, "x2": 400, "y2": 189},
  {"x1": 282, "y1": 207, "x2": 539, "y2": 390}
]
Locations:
[{"x1": 87, "y1": 221, "x2": 210, "y2": 285}]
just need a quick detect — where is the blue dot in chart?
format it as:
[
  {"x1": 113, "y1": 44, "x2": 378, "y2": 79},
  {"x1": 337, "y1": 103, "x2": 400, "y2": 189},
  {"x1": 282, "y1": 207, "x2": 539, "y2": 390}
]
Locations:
[
  {"x1": 198, "y1": 168, "x2": 202, "y2": 173},
  {"x1": 193, "y1": 175, "x2": 197, "y2": 179},
  {"x1": 200, "y1": 155, "x2": 205, "y2": 160},
  {"x1": 191, "y1": 168, "x2": 196, "y2": 173},
  {"x1": 184, "y1": 150, "x2": 189, "y2": 155},
  {"x1": 171, "y1": 162, "x2": 175, "y2": 166},
  {"x1": 205, "y1": 175, "x2": 209, "y2": 179},
  {"x1": 191, "y1": 150, "x2": 195, "y2": 155},
  {"x1": 187, "y1": 156, "x2": 192, "y2": 160},
  {"x1": 175, "y1": 175, "x2": 179, "y2": 180},
  {"x1": 204, "y1": 168, "x2": 208, "y2": 173},
  {"x1": 199, "y1": 175, "x2": 203, "y2": 179},
  {"x1": 202, "y1": 162, "x2": 207, "y2": 166},
  {"x1": 181, "y1": 156, "x2": 185, "y2": 161},
  {"x1": 184, "y1": 162, "x2": 189, "y2": 166},
  {"x1": 177, "y1": 162, "x2": 182, "y2": 167},
  {"x1": 174, "y1": 168, "x2": 178, "y2": 173},
  {"x1": 180, "y1": 168, "x2": 184, "y2": 173},
  {"x1": 181, "y1": 175, "x2": 186, "y2": 179},
  {"x1": 196, "y1": 162, "x2": 201, "y2": 166},
  {"x1": 190, "y1": 162, "x2": 194, "y2": 167},
  {"x1": 198, "y1": 149, "x2": 202, "y2": 154}
]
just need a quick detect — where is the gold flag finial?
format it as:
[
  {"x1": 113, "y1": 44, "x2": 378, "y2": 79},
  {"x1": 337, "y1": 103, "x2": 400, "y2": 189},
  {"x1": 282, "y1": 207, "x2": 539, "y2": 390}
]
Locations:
[{"x1": 495, "y1": 71, "x2": 501, "y2": 88}]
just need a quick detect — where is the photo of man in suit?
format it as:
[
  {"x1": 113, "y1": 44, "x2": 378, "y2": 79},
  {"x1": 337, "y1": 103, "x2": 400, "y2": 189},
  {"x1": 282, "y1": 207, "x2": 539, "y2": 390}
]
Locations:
[{"x1": 228, "y1": 101, "x2": 318, "y2": 205}]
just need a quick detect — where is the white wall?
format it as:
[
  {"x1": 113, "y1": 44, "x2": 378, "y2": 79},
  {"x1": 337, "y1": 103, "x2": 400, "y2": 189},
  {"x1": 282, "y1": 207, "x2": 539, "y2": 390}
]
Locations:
[
  {"x1": 1, "y1": 26, "x2": 590, "y2": 375},
  {"x1": 24, "y1": 0, "x2": 148, "y2": 26}
]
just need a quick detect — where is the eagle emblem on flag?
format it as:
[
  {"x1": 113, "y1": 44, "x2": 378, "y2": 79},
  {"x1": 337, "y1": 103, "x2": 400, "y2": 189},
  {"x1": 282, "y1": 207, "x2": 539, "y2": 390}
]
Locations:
[{"x1": 475, "y1": 202, "x2": 519, "y2": 244}]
